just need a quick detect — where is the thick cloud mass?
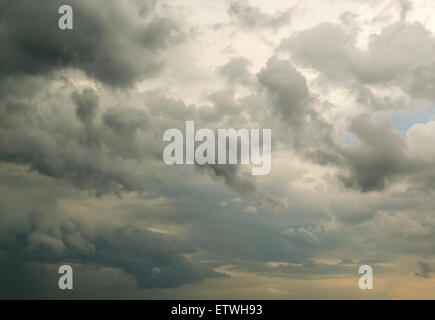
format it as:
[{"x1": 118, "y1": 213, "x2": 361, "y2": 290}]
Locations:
[
  {"x1": 0, "y1": 167, "x2": 224, "y2": 293},
  {"x1": 1, "y1": 0, "x2": 435, "y2": 299},
  {"x1": 338, "y1": 115, "x2": 409, "y2": 191},
  {"x1": 0, "y1": 82, "x2": 161, "y2": 194},
  {"x1": 283, "y1": 20, "x2": 435, "y2": 101},
  {"x1": 258, "y1": 58, "x2": 310, "y2": 126}
]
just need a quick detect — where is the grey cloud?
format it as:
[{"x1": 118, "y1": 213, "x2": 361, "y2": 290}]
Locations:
[
  {"x1": 140, "y1": 16, "x2": 184, "y2": 50},
  {"x1": 338, "y1": 114, "x2": 409, "y2": 192},
  {"x1": 282, "y1": 22, "x2": 356, "y2": 80},
  {"x1": 355, "y1": 22, "x2": 435, "y2": 86},
  {"x1": 0, "y1": 168, "x2": 224, "y2": 291},
  {"x1": 0, "y1": 254, "x2": 60, "y2": 299},
  {"x1": 258, "y1": 57, "x2": 311, "y2": 127},
  {"x1": 141, "y1": 89, "x2": 285, "y2": 210},
  {"x1": 0, "y1": 82, "x2": 161, "y2": 195},
  {"x1": 103, "y1": 108, "x2": 147, "y2": 136},
  {"x1": 229, "y1": 1, "x2": 292, "y2": 31},
  {"x1": 72, "y1": 88, "x2": 99, "y2": 125},
  {"x1": 0, "y1": 0, "x2": 183, "y2": 87},
  {"x1": 219, "y1": 57, "x2": 254, "y2": 86},
  {"x1": 80, "y1": 226, "x2": 224, "y2": 289},
  {"x1": 415, "y1": 260, "x2": 431, "y2": 279},
  {"x1": 277, "y1": 20, "x2": 435, "y2": 192},
  {"x1": 283, "y1": 21, "x2": 435, "y2": 102},
  {"x1": 257, "y1": 57, "x2": 339, "y2": 164},
  {"x1": 253, "y1": 55, "x2": 435, "y2": 193},
  {"x1": 336, "y1": 114, "x2": 435, "y2": 192},
  {"x1": 143, "y1": 89, "x2": 198, "y2": 121},
  {"x1": 398, "y1": 0, "x2": 413, "y2": 22},
  {"x1": 198, "y1": 89, "x2": 240, "y2": 123},
  {"x1": 4, "y1": 0, "x2": 435, "y2": 298},
  {"x1": 0, "y1": 69, "x2": 283, "y2": 213}
]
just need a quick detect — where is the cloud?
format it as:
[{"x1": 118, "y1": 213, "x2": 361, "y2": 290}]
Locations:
[
  {"x1": 415, "y1": 261, "x2": 431, "y2": 279},
  {"x1": 373, "y1": 211, "x2": 432, "y2": 239},
  {"x1": 282, "y1": 20, "x2": 435, "y2": 101},
  {"x1": 0, "y1": 166, "x2": 224, "y2": 293},
  {"x1": 338, "y1": 114, "x2": 409, "y2": 192},
  {"x1": 2, "y1": 0, "x2": 435, "y2": 299},
  {"x1": 219, "y1": 57, "x2": 253, "y2": 86},
  {"x1": 257, "y1": 57, "x2": 340, "y2": 165},
  {"x1": 258, "y1": 57, "x2": 310, "y2": 126},
  {"x1": 275, "y1": 19, "x2": 435, "y2": 192},
  {"x1": 0, "y1": 82, "x2": 162, "y2": 195},
  {"x1": 196, "y1": 164, "x2": 286, "y2": 211},
  {"x1": 0, "y1": 0, "x2": 183, "y2": 87},
  {"x1": 72, "y1": 88, "x2": 99, "y2": 125},
  {"x1": 398, "y1": 0, "x2": 413, "y2": 22},
  {"x1": 336, "y1": 115, "x2": 435, "y2": 192},
  {"x1": 228, "y1": 1, "x2": 292, "y2": 31}
]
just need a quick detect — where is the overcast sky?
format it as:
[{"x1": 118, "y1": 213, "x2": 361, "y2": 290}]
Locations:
[{"x1": 1, "y1": 0, "x2": 435, "y2": 299}]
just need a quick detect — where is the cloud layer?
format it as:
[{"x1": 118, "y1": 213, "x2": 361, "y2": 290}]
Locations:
[{"x1": 1, "y1": 0, "x2": 435, "y2": 299}]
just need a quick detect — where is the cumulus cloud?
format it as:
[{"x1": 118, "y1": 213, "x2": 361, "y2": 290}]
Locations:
[
  {"x1": 229, "y1": 1, "x2": 292, "y2": 31},
  {"x1": 0, "y1": 166, "x2": 224, "y2": 294},
  {"x1": 335, "y1": 115, "x2": 435, "y2": 192},
  {"x1": 2, "y1": 0, "x2": 435, "y2": 299},
  {"x1": 282, "y1": 20, "x2": 435, "y2": 101},
  {"x1": 338, "y1": 114, "x2": 409, "y2": 191},
  {"x1": 0, "y1": 82, "x2": 162, "y2": 195},
  {"x1": 258, "y1": 57, "x2": 311, "y2": 126},
  {"x1": 257, "y1": 57, "x2": 340, "y2": 167},
  {"x1": 219, "y1": 57, "x2": 254, "y2": 86},
  {"x1": 0, "y1": 0, "x2": 183, "y2": 87}
]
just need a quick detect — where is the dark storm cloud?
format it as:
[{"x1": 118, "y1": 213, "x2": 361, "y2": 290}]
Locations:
[
  {"x1": 0, "y1": 167, "x2": 223, "y2": 293},
  {"x1": 141, "y1": 89, "x2": 286, "y2": 211},
  {"x1": 228, "y1": 1, "x2": 292, "y2": 31},
  {"x1": 72, "y1": 88, "x2": 99, "y2": 125},
  {"x1": 338, "y1": 114, "x2": 409, "y2": 192},
  {"x1": 335, "y1": 112, "x2": 435, "y2": 192},
  {"x1": 258, "y1": 57, "x2": 311, "y2": 127},
  {"x1": 257, "y1": 57, "x2": 340, "y2": 166},
  {"x1": 0, "y1": 0, "x2": 183, "y2": 87},
  {"x1": 0, "y1": 254, "x2": 59, "y2": 299},
  {"x1": 85, "y1": 227, "x2": 224, "y2": 289},
  {"x1": 0, "y1": 76, "x2": 235, "y2": 292},
  {"x1": 0, "y1": 62, "x2": 282, "y2": 210},
  {"x1": 0, "y1": 82, "x2": 161, "y2": 195},
  {"x1": 415, "y1": 260, "x2": 431, "y2": 279},
  {"x1": 4, "y1": 0, "x2": 435, "y2": 297}
]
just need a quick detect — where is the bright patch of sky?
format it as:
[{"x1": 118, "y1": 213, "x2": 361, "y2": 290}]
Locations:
[{"x1": 373, "y1": 104, "x2": 435, "y2": 137}]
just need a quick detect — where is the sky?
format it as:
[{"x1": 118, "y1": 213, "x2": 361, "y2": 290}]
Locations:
[{"x1": 1, "y1": 0, "x2": 435, "y2": 299}]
